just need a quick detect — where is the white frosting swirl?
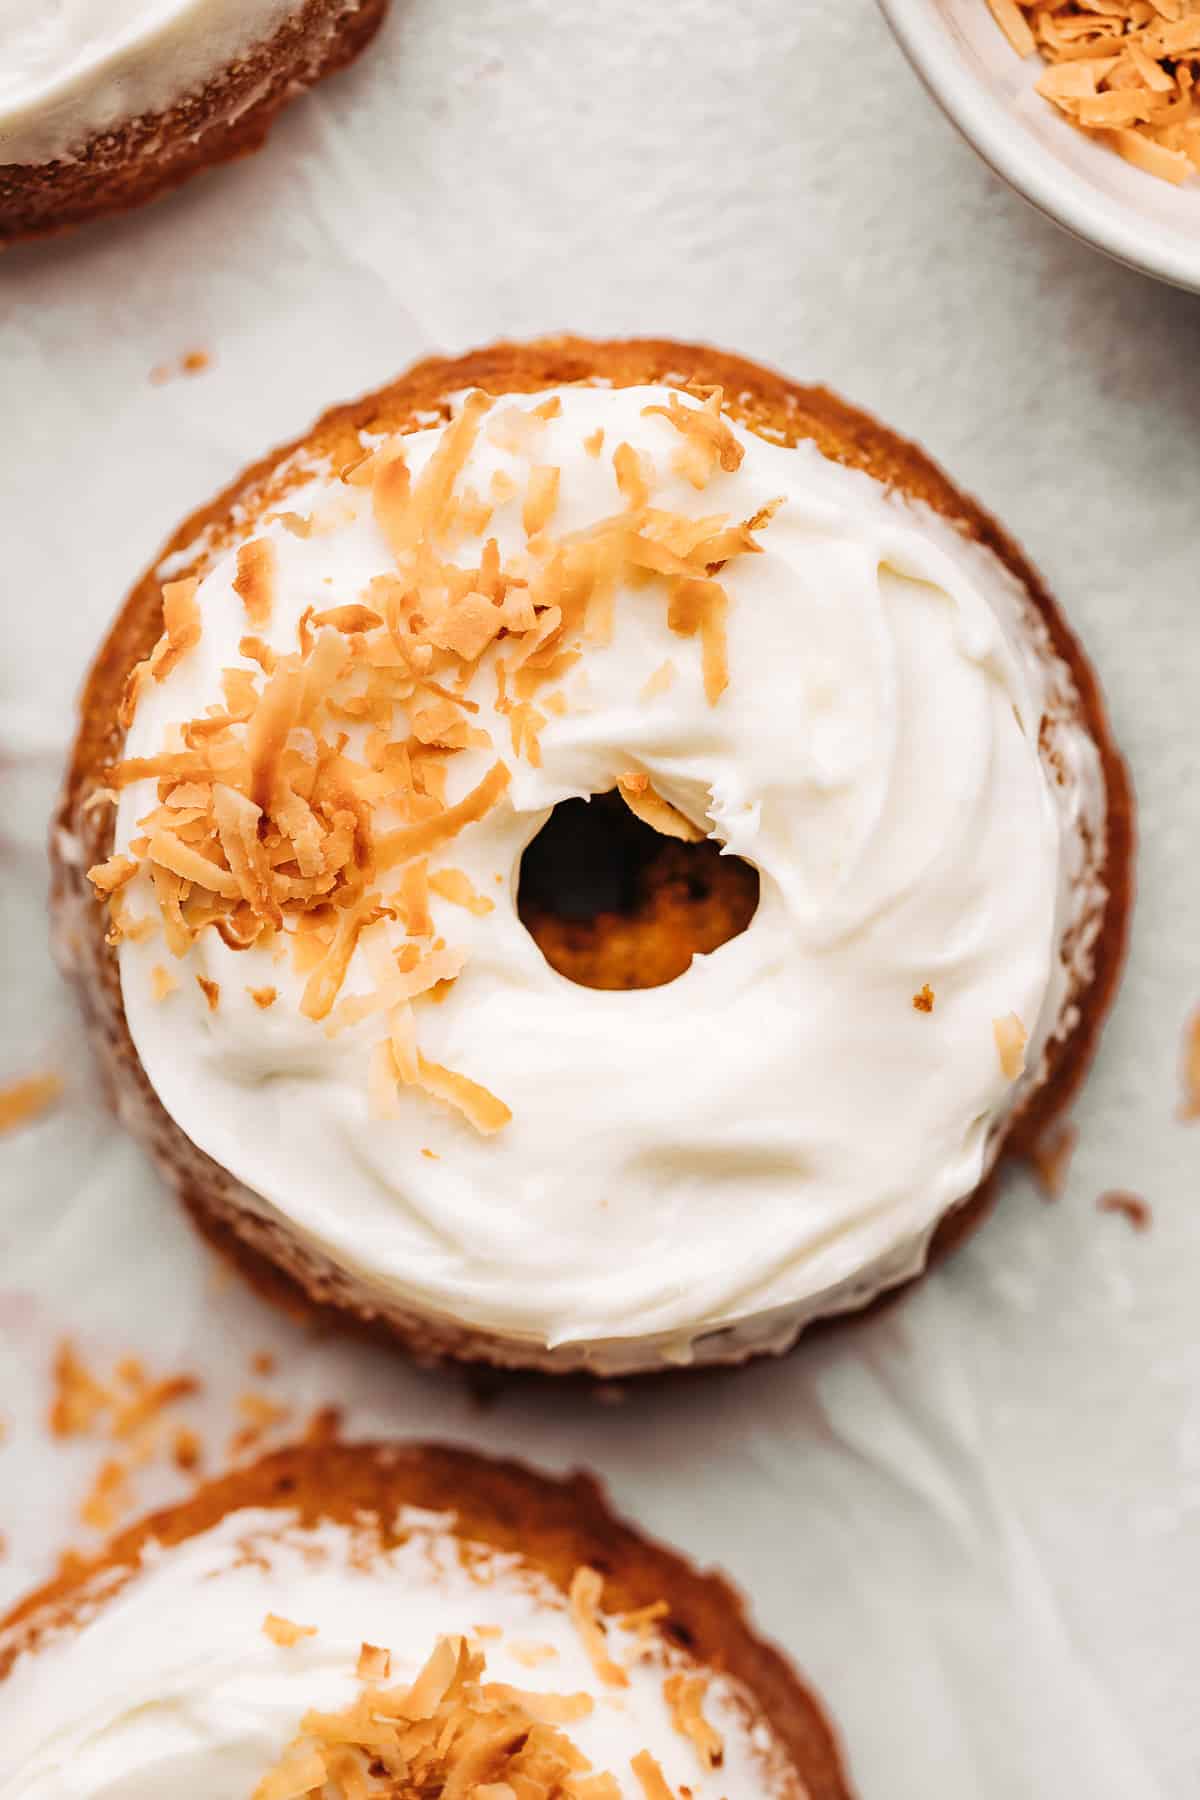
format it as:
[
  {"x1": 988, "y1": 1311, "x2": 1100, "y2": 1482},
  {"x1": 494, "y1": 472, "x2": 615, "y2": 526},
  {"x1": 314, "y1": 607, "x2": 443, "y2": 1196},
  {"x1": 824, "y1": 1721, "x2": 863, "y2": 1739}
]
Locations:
[
  {"x1": 0, "y1": 1505, "x2": 790, "y2": 1797},
  {"x1": 0, "y1": 1, "x2": 322, "y2": 164},
  {"x1": 112, "y1": 384, "x2": 1107, "y2": 1371}
]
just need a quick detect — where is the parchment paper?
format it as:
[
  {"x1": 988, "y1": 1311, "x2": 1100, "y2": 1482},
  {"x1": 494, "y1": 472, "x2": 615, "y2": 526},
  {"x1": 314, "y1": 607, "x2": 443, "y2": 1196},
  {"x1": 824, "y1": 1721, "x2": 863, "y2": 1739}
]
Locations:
[{"x1": 3, "y1": 3, "x2": 1199, "y2": 1793}]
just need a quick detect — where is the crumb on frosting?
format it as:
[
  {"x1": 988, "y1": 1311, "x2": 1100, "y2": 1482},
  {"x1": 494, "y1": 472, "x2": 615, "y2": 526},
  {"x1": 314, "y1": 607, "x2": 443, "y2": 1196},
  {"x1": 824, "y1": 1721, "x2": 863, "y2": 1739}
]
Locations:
[{"x1": 993, "y1": 1012, "x2": 1028, "y2": 1082}]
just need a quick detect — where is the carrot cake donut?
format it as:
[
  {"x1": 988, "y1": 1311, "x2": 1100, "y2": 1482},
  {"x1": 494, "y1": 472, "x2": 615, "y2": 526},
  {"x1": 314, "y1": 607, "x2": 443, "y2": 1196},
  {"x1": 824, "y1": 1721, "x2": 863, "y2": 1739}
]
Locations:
[
  {"x1": 0, "y1": 0, "x2": 389, "y2": 244},
  {"x1": 52, "y1": 336, "x2": 1133, "y2": 1375},
  {"x1": 0, "y1": 1442, "x2": 853, "y2": 1797}
]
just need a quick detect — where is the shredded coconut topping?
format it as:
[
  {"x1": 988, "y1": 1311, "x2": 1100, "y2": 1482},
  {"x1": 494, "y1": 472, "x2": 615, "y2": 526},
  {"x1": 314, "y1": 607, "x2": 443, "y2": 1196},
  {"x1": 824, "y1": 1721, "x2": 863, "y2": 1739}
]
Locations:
[
  {"x1": 91, "y1": 387, "x2": 778, "y2": 1142},
  {"x1": 250, "y1": 1632, "x2": 625, "y2": 1800}
]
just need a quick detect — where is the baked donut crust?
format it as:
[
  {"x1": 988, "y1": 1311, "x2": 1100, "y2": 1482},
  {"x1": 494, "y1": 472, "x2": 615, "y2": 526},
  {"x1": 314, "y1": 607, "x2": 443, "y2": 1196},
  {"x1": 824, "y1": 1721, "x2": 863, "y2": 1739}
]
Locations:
[
  {"x1": 51, "y1": 336, "x2": 1135, "y2": 1373},
  {"x1": 0, "y1": 1441, "x2": 855, "y2": 1799},
  {"x1": 0, "y1": 0, "x2": 389, "y2": 246}
]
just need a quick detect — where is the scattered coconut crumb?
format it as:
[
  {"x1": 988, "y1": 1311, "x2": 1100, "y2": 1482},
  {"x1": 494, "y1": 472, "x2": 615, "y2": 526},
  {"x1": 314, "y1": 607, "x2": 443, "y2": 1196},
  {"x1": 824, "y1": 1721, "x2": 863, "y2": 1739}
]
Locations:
[
  {"x1": 251, "y1": 1350, "x2": 277, "y2": 1377},
  {"x1": 989, "y1": 2, "x2": 1200, "y2": 185},
  {"x1": 150, "y1": 348, "x2": 211, "y2": 384},
  {"x1": 993, "y1": 1012, "x2": 1028, "y2": 1081},
  {"x1": 230, "y1": 1390, "x2": 292, "y2": 1457},
  {"x1": 79, "y1": 1458, "x2": 131, "y2": 1532},
  {"x1": 1179, "y1": 1007, "x2": 1200, "y2": 1119},
  {"x1": 248, "y1": 985, "x2": 278, "y2": 1009},
  {"x1": 49, "y1": 1340, "x2": 203, "y2": 1531},
  {"x1": 1028, "y1": 1119, "x2": 1078, "y2": 1200},
  {"x1": 1098, "y1": 1189, "x2": 1152, "y2": 1231},
  {"x1": 913, "y1": 984, "x2": 935, "y2": 1014},
  {"x1": 196, "y1": 975, "x2": 220, "y2": 1011},
  {"x1": 0, "y1": 1072, "x2": 63, "y2": 1137},
  {"x1": 264, "y1": 1613, "x2": 318, "y2": 1647}
]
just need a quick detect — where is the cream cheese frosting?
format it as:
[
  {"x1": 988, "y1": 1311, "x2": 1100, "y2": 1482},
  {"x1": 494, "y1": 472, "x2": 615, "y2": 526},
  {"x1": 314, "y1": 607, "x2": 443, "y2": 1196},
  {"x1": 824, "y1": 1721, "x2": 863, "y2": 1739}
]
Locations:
[
  {"x1": 0, "y1": 1505, "x2": 792, "y2": 1797},
  {"x1": 0, "y1": 1, "x2": 322, "y2": 164},
  {"x1": 106, "y1": 382, "x2": 1107, "y2": 1372}
]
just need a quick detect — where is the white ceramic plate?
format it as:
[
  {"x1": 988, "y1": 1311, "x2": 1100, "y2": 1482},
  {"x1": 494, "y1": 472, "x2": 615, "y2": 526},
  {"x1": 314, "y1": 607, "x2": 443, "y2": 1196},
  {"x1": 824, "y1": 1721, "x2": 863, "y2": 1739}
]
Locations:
[{"x1": 877, "y1": 0, "x2": 1200, "y2": 292}]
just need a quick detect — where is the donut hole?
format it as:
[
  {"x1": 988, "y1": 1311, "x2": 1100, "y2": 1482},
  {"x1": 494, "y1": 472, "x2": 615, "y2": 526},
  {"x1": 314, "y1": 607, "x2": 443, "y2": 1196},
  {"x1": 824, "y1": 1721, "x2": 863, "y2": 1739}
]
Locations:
[{"x1": 517, "y1": 791, "x2": 759, "y2": 991}]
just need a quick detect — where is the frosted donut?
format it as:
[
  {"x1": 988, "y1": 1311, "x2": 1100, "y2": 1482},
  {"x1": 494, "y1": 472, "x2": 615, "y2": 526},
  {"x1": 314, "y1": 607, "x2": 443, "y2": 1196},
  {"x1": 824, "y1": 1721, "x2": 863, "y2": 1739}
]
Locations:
[
  {"x1": 0, "y1": 0, "x2": 389, "y2": 243},
  {"x1": 52, "y1": 336, "x2": 1133, "y2": 1376},
  {"x1": 0, "y1": 1442, "x2": 852, "y2": 1798}
]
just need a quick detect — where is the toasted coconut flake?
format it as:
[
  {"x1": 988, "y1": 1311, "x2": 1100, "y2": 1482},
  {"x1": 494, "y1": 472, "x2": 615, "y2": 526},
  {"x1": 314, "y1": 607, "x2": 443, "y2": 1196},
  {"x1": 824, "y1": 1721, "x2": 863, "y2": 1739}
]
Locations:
[
  {"x1": 248, "y1": 985, "x2": 278, "y2": 1009},
  {"x1": 568, "y1": 1567, "x2": 629, "y2": 1688},
  {"x1": 312, "y1": 604, "x2": 384, "y2": 634},
  {"x1": 913, "y1": 983, "x2": 935, "y2": 1013},
  {"x1": 0, "y1": 1071, "x2": 63, "y2": 1136},
  {"x1": 212, "y1": 784, "x2": 280, "y2": 925},
  {"x1": 643, "y1": 388, "x2": 743, "y2": 489},
  {"x1": 196, "y1": 975, "x2": 220, "y2": 1011},
  {"x1": 987, "y1": 0, "x2": 1036, "y2": 55},
  {"x1": 663, "y1": 1672, "x2": 723, "y2": 1770},
  {"x1": 234, "y1": 539, "x2": 277, "y2": 628},
  {"x1": 639, "y1": 659, "x2": 677, "y2": 702},
  {"x1": 368, "y1": 1039, "x2": 402, "y2": 1119},
  {"x1": 264, "y1": 1613, "x2": 319, "y2": 1647},
  {"x1": 252, "y1": 1747, "x2": 327, "y2": 1800},
  {"x1": 631, "y1": 1750, "x2": 674, "y2": 1799},
  {"x1": 415, "y1": 1054, "x2": 511, "y2": 1134},
  {"x1": 613, "y1": 441, "x2": 654, "y2": 511},
  {"x1": 1098, "y1": 1189, "x2": 1152, "y2": 1231},
  {"x1": 301, "y1": 897, "x2": 382, "y2": 1023},
  {"x1": 993, "y1": 1012, "x2": 1028, "y2": 1082},
  {"x1": 151, "y1": 964, "x2": 179, "y2": 1001},
  {"x1": 523, "y1": 464, "x2": 561, "y2": 537},
  {"x1": 429, "y1": 867, "x2": 495, "y2": 915},
  {"x1": 155, "y1": 579, "x2": 202, "y2": 682},
  {"x1": 377, "y1": 762, "x2": 511, "y2": 870},
  {"x1": 86, "y1": 853, "x2": 138, "y2": 897},
  {"x1": 398, "y1": 858, "x2": 433, "y2": 937},
  {"x1": 357, "y1": 1642, "x2": 392, "y2": 1681},
  {"x1": 583, "y1": 426, "x2": 605, "y2": 458},
  {"x1": 617, "y1": 776, "x2": 705, "y2": 843}
]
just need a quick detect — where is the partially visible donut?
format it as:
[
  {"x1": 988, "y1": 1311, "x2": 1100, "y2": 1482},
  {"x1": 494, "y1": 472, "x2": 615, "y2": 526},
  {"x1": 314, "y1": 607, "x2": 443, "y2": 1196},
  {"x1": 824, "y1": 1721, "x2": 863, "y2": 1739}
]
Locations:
[
  {"x1": 0, "y1": 0, "x2": 389, "y2": 244},
  {"x1": 0, "y1": 1441, "x2": 854, "y2": 1798},
  {"x1": 52, "y1": 336, "x2": 1133, "y2": 1375}
]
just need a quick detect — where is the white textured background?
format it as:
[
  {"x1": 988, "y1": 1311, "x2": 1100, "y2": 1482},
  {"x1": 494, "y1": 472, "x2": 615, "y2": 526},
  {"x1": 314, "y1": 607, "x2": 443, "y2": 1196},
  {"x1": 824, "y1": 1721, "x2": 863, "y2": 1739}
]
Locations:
[{"x1": 2, "y1": 2, "x2": 1199, "y2": 1794}]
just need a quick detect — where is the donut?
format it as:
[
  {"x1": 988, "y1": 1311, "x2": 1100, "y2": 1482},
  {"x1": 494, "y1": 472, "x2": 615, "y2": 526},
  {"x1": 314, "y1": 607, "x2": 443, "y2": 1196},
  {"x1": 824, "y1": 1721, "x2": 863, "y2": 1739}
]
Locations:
[
  {"x1": 52, "y1": 336, "x2": 1133, "y2": 1376},
  {"x1": 0, "y1": 1442, "x2": 853, "y2": 1798},
  {"x1": 0, "y1": 0, "x2": 389, "y2": 245}
]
